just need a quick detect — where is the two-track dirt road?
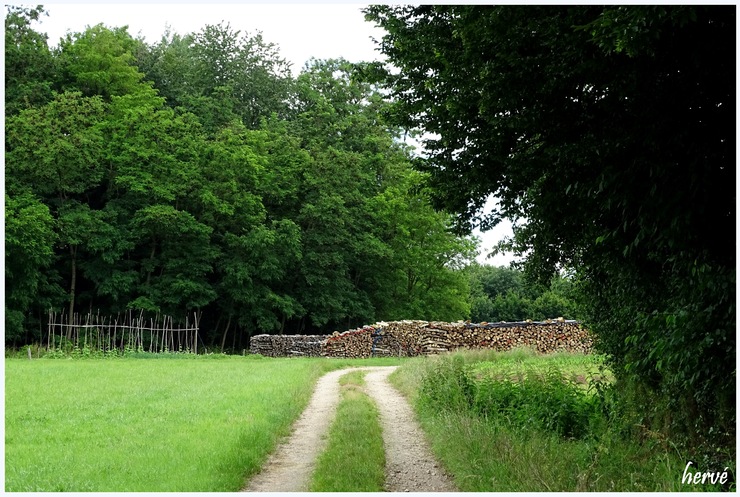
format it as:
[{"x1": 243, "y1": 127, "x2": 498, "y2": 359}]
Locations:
[{"x1": 242, "y1": 366, "x2": 456, "y2": 492}]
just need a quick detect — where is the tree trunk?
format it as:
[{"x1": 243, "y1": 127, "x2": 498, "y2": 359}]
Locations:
[
  {"x1": 407, "y1": 269, "x2": 417, "y2": 295},
  {"x1": 211, "y1": 315, "x2": 222, "y2": 347},
  {"x1": 220, "y1": 314, "x2": 232, "y2": 352},
  {"x1": 146, "y1": 239, "x2": 156, "y2": 286},
  {"x1": 67, "y1": 246, "x2": 77, "y2": 340}
]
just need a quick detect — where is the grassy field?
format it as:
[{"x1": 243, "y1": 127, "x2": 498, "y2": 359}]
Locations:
[
  {"x1": 8, "y1": 349, "x2": 728, "y2": 492},
  {"x1": 469, "y1": 347, "x2": 614, "y2": 387},
  {"x1": 5, "y1": 354, "x2": 399, "y2": 492},
  {"x1": 310, "y1": 370, "x2": 385, "y2": 491},
  {"x1": 390, "y1": 348, "x2": 722, "y2": 492}
]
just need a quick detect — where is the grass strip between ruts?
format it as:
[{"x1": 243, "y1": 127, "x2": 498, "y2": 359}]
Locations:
[{"x1": 309, "y1": 370, "x2": 386, "y2": 492}]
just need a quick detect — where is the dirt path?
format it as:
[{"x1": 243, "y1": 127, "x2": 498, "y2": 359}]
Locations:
[
  {"x1": 365, "y1": 368, "x2": 457, "y2": 492},
  {"x1": 241, "y1": 366, "x2": 457, "y2": 492}
]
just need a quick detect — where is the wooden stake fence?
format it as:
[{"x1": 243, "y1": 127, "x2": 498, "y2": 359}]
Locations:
[{"x1": 47, "y1": 310, "x2": 201, "y2": 354}]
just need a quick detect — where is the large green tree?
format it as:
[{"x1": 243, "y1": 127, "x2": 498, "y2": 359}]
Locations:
[
  {"x1": 56, "y1": 23, "x2": 150, "y2": 100},
  {"x1": 364, "y1": 5, "x2": 735, "y2": 458},
  {"x1": 6, "y1": 90, "x2": 108, "y2": 327},
  {"x1": 281, "y1": 58, "x2": 474, "y2": 331}
]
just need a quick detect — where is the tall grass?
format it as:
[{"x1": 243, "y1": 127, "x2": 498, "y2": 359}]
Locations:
[
  {"x1": 390, "y1": 348, "x2": 727, "y2": 492},
  {"x1": 5, "y1": 355, "x2": 400, "y2": 492},
  {"x1": 310, "y1": 370, "x2": 386, "y2": 491}
]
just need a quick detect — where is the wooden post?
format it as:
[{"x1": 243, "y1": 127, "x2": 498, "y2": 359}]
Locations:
[
  {"x1": 138, "y1": 309, "x2": 144, "y2": 352},
  {"x1": 194, "y1": 311, "x2": 200, "y2": 355}
]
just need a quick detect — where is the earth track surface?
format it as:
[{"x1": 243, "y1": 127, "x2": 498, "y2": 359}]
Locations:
[{"x1": 241, "y1": 366, "x2": 456, "y2": 492}]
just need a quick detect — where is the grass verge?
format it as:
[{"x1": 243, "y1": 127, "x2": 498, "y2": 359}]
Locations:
[
  {"x1": 310, "y1": 370, "x2": 386, "y2": 492},
  {"x1": 5, "y1": 355, "x2": 399, "y2": 491},
  {"x1": 389, "y1": 348, "x2": 726, "y2": 492}
]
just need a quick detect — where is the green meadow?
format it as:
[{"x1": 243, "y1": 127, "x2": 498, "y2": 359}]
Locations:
[
  {"x1": 4, "y1": 355, "x2": 398, "y2": 492},
  {"x1": 7, "y1": 350, "x2": 729, "y2": 492}
]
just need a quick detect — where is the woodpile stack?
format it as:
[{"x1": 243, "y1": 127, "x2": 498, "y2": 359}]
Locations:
[
  {"x1": 382, "y1": 320, "x2": 454, "y2": 356},
  {"x1": 321, "y1": 326, "x2": 387, "y2": 358},
  {"x1": 383, "y1": 319, "x2": 593, "y2": 356},
  {"x1": 249, "y1": 319, "x2": 593, "y2": 358},
  {"x1": 249, "y1": 334, "x2": 326, "y2": 357}
]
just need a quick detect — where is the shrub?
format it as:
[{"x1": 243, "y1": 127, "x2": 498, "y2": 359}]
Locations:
[
  {"x1": 473, "y1": 368, "x2": 602, "y2": 439},
  {"x1": 419, "y1": 355, "x2": 603, "y2": 440},
  {"x1": 419, "y1": 354, "x2": 475, "y2": 412}
]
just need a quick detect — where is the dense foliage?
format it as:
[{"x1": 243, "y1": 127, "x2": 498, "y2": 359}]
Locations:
[
  {"x1": 364, "y1": 5, "x2": 735, "y2": 464},
  {"x1": 420, "y1": 354, "x2": 602, "y2": 440},
  {"x1": 5, "y1": 5, "x2": 476, "y2": 349},
  {"x1": 467, "y1": 264, "x2": 580, "y2": 322}
]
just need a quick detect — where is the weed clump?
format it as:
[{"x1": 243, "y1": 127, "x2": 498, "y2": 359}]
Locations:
[
  {"x1": 402, "y1": 350, "x2": 731, "y2": 491},
  {"x1": 420, "y1": 355, "x2": 601, "y2": 439},
  {"x1": 473, "y1": 369, "x2": 602, "y2": 439}
]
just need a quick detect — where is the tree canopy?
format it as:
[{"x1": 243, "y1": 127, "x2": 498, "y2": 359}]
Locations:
[
  {"x1": 5, "y1": 6, "x2": 477, "y2": 349},
  {"x1": 364, "y1": 5, "x2": 735, "y2": 461}
]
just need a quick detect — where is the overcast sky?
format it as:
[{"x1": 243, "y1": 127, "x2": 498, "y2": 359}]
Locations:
[
  {"x1": 34, "y1": 3, "x2": 387, "y2": 74},
  {"x1": 23, "y1": 2, "x2": 518, "y2": 266}
]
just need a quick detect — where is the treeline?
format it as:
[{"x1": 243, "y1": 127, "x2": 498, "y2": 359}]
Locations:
[
  {"x1": 467, "y1": 264, "x2": 579, "y2": 323},
  {"x1": 5, "y1": 6, "x2": 480, "y2": 348}
]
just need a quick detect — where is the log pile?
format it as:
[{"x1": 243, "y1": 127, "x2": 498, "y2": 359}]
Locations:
[
  {"x1": 249, "y1": 334, "x2": 326, "y2": 357},
  {"x1": 381, "y1": 319, "x2": 593, "y2": 356},
  {"x1": 321, "y1": 326, "x2": 375, "y2": 358},
  {"x1": 249, "y1": 319, "x2": 593, "y2": 358}
]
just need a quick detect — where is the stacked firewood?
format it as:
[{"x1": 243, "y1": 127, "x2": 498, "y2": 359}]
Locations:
[
  {"x1": 322, "y1": 326, "x2": 378, "y2": 358},
  {"x1": 383, "y1": 320, "x2": 593, "y2": 356},
  {"x1": 249, "y1": 319, "x2": 593, "y2": 358},
  {"x1": 249, "y1": 334, "x2": 327, "y2": 357}
]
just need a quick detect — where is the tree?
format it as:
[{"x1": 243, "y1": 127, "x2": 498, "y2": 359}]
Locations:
[
  {"x1": 279, "y1": 58, "x2": 475, "y2": 331},
  {"x1": 56, "y1": 23, "x2": 152, "y2": 100},
  {"x1": 466, "y1": 264, "x2": 579, "y2": 322},
  {"x1": 6, "y1": 90, "x2": 107, "y2": 324},
  {"x1": 5, "y1": 5, "x2": 55, "y2": 114},
  {"x1": 365, "y1": 5, "x2": 735, "y2": 457},
  {"x1": 5, "y1": 192, "x2": 56, "y2": 343},
  {"x1": 196, "y1": 122, "x2": 303, "y2": 343},
  {"x1": 137, "y1": 22, "x2": 293, "y2": 133},
  {"x1": 372, "y1": 171, "x2": 475, "y2": 321}
]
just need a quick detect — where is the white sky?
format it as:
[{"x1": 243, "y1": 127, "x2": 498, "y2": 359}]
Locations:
[
  {"x1": 22, "y1": 1, "x2": 519, "y2": 266},
  {"x1": 34, "y1": 3, "x2": 387, "y2": 74}
]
